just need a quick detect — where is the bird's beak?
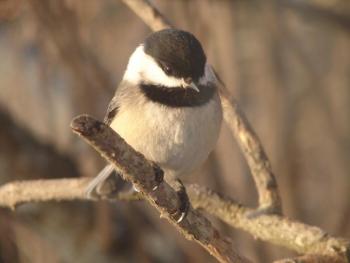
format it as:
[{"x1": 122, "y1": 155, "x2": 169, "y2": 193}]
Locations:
[{"x1": 182, "y1": 78, "x2": 200, "y2": 93}]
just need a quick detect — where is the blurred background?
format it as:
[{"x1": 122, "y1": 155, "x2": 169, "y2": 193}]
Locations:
[{"x1": 0, "y1": 0, "x2": 349, "y2": 262}]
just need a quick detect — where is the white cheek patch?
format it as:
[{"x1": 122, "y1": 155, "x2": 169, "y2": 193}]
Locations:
[
  {"x1": 123, "y1": 45, "x2": 184, "y2": 88},
  {"x1": 123, "y1": 45, "x2": 215, "y2": 88}
]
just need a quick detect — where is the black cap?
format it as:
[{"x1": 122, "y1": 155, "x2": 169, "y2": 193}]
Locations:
[{"x1": 144, "y1": 29, "x2": 206, "y2": 82}]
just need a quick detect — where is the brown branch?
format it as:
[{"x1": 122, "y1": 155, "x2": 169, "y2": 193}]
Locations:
[
  {"x1": 0, "y1": 178, "x2": 142, "y2": 209},
  {"x1": 219, "y1": 90, "x2": 282, "y2": 213},
  {"x1": 122, "y1": 0, "x2": 172, "y2": 31},
  {"x1": 0, "y1": 178, "x2": 90, "y2": 209},
  {"x1": 1, "y1": 178, "x2": 348, "y2": 262},
  {"x1": 70, "y1": 115, "x2": 250, "y2": 263}
]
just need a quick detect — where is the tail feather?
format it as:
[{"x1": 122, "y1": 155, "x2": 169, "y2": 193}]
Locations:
[{"x1": 85, "y1": 164, "x2": 116, "y2": 198}]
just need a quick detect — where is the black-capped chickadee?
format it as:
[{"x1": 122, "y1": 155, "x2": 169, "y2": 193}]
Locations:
[{"x1": 86, "y1": 29, "x2": 223, "y2": 221}]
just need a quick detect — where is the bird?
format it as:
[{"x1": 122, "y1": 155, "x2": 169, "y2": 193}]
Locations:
[{"x1": 86, "y1": 28, "x2": 223, "y2": 222}]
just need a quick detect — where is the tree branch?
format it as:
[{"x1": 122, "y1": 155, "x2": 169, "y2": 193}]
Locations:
[
  {"x1": 0, "y1": 178, "x2": 142, "y2": 209},
  {"x1": 0, "y1": 178, "x2": 89, "y2": 209},
  {"x1": 122, "y1": 0, "x2": 171, "y2": 31},
  {"x1": 70, "y1": 115, "x2": 250, "y2": 263},
  {"x1": 1, "y1": 178, "x2": 348, "y2": 262},
  {"x1": 219, "y1": 91, "x2": 282, "y2": 213},
  {"x1": 187, "y1": 184, "x2": 349, "y2": 261}
]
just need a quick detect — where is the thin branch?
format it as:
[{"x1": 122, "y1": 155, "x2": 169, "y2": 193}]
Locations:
[
  {"x1": 70, "y1": 115, "x2": 250, "y2": 263},
  {"x1": 0, "y1": 178, "x2": 141, "y2": 209},
  {"x1": 0, "y1": 178, "x2": 89, "y2": 209},
  {"x1": 122, "y1": 0, "x2": 172, "y2": 31},
  {"x1": 121, "y1": 0, "x2": 282, "y2": 214},
  {"x1": 187, "y1": 184, "x2": 349, "y2": 261},
  {"x1": 219, "y1": 90, "x2": 282, "y2": 213}
]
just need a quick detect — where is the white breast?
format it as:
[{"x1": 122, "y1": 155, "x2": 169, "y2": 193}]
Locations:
[{"x1": 110, "y1": 93, "x2": 222, "y2": 179}]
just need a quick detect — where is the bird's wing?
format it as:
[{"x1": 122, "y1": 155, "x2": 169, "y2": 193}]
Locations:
[
  {"x1": 103, "y1": 95, "x2": 120, "y2": 125},
  {"x1": 103, "y1": 80, "x2": 135, "y2": 125},
  {"x1": 104, "y1": 81, "x2": 140, "y2": 125}
]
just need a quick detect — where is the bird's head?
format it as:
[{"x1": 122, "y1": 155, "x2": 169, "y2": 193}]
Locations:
[{"x1": 124, "y1": 29, "x2": 207, "y2": 92}]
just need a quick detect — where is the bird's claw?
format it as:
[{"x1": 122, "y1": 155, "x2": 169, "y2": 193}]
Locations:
[
  {"x1": 170, "y1": 179, "x2": 190, "y2": 223},
  {"x1": 151, "y1": 164, "x2": 164, "y2": 191}
]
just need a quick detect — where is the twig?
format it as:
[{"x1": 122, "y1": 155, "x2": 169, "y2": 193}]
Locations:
[
  {"x1": 70, "y1": 115, "x2": 250, "y2": 263},
  {"x1": 0, "y1": 178, "x2": 88, "y2": 210},
  {"x1": 0, "y1": 178, "x2": 142, "y2": 209},
  {"x1": 219, "y1": 90, "x2": 282, "y2": 213},
  {"x1": 122, "y1": 0, "x2": 171, "y2": 31},
  {"x1": 121, "y1": 0, "x2": 282, "y2": 216}
]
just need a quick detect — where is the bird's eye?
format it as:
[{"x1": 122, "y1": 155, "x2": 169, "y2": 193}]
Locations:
[{"x1": 163, "y1": 64, "x2": 172, "y2": 75}]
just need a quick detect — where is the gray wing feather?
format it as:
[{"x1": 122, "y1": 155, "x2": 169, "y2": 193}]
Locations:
[
  {"x1": 103, "y1": 81, "x2": 133, "y2": 125},
  {"x1": 104, "y1": 96, "x2": 119, "y2": 125}
]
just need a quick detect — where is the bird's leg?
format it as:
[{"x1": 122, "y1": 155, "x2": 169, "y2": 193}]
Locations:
[{"x1": 166, "y1": 177, "x2": 190, "y2": 223}]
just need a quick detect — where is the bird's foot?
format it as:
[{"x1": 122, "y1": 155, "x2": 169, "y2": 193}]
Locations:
[
  {"x1": 151, "y1": 164, "x2": 164, "y2": 191},
  {"x1": 168, "y1": 179, "x2": 190, "y2": 223}
]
